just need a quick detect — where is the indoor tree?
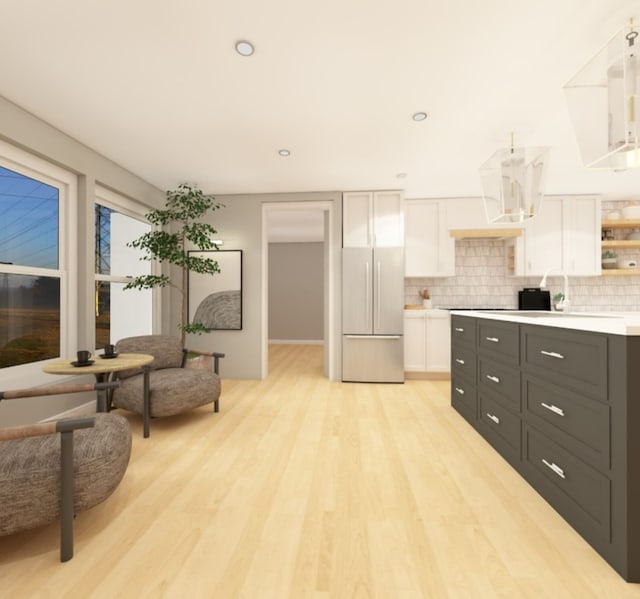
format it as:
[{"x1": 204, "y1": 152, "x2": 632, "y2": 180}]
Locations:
[{"x1": 124, "y1": 183, "x2": 224, "y2": 342}]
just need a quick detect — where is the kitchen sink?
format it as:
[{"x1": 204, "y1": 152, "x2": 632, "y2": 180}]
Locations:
[{"x1": 481, "y1": 310, "x2": 622, "y2": 319}]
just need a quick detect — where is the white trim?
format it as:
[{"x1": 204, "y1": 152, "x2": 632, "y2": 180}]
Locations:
[
  {"x1": 0, "y1": 139, "x2": 77, "y2": 389},
  {"x1": 262, "y1": 200, "x2": 335, "y2": 380}
]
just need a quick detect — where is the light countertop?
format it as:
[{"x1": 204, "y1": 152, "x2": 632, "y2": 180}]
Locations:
[{"x1": 450, "y1": 310, "x2": 640, "y2": 336}]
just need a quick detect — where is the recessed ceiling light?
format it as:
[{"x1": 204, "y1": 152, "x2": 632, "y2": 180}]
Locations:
[
  {"x1": 412, "y1": 112, "x2": 428, "y2": 122},
  {"x1": 396, "y1": 172, "x2": 407, "y2": 179},
  {"x1": 278, "y1": 149, "x2": 291, "y2": 157},
  {"x1": 235, "y1": 40, "x2": 254, "y2": 56}
]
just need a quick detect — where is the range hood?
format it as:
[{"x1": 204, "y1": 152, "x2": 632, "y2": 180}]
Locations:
[{"x1": 449, "y1": 228, "x2": 523, "y2": 240}]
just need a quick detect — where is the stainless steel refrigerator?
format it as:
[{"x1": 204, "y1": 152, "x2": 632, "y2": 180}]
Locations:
[{"x1": 342, "y1": 246, "x2": 404, "y2": 383}]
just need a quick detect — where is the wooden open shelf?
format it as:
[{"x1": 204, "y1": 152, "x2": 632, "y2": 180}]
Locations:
[
  {"x1": 601, "y1": 240, "x2": 640, "y2": 249},
  {"x1": 601, "y1": 269, "x2": 640, "y2": 276},
  {"x1": 602, "y1": 219, "x2": 640, "y2": 229}
]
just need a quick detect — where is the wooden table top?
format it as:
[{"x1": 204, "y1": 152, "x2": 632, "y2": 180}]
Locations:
[{"x1": 42, "y1": 353, "x2": 154, "y2": 376}]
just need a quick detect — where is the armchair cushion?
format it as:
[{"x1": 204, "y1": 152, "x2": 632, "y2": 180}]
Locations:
[
  {"x1": 0, "y1": 413, "x2": 131, "y2": 537},
  {"x1": 116, "y1": 335, "x2": 183, "y2": 378},
  {"x1": 113, "y1": 368, "x2": 221, "y2": 418}
]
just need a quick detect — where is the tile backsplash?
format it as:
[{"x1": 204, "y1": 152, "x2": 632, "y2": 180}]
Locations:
[{"x1": 405, "y1": 238, "x2": 640, "y2": 312}]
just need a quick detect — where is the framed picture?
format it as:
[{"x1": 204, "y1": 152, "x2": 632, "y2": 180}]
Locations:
[{"x1": 188, "y1": 250, "x2": 242, "y2": 330}]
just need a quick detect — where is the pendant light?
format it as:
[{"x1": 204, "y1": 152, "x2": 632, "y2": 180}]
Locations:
[
  {"x1": 563, "y1": 18, "x2": 640, "y2": 169},
  {"x1": 478, "y1": 133, "x2": 550, "y2": 223}
]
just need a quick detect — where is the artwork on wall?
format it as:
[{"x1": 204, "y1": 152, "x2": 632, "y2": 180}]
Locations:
[{"x1": 188, "y1": 250, "x2": 242, "y2": 330}]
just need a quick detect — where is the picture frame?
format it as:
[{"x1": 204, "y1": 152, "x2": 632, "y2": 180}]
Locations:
[{"x1": 187, "y1": 249, "x2": 242, "y2": 330}]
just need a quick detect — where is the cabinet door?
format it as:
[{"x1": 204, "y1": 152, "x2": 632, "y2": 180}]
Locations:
[
  {"x1": 425, "y1": 311, "x2": 451, "y2": 371},
  {"x1": 343, "y1": 191, "x2": 403, "y2": 247},
  {"x1": 563, "y1": 196, "x2": 601, "y2": 275},
  {"x1": 343, "y1": 192, "x2": 373, "y2": 247},
  {"x1": 405, "y1": 199, "x2": 455, "y2": 276},
  {"x1": 404, "y1": 313, "x2": 426, "y2": 371},
  {"x1": 523, "y1": 197, "x2": 564, "y2": 276},
  {"x1": 373, "y1": 191, "x2": 404, "y2": 247}
]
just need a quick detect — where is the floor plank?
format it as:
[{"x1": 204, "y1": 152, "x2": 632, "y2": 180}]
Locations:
[{"x1": 1, "y1": 344, "x2": 639, "y2": 598}]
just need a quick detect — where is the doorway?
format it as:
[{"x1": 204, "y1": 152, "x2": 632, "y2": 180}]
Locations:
[{"x1": 261, "y1": 201, "x2": 336, "y2": 380}]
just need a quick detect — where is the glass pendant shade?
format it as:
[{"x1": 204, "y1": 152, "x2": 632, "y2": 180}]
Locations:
[
  {"x1": 479, "y1": 144, "x2": 550, "y2": 223},
  {"x1": 563, "y1": 22, "x2": 640, "y2": 169}
]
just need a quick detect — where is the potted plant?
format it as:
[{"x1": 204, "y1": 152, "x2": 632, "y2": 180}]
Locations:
[
  {"x1": 553, "y1": 292, "x2": 565, "y2": 311},
  {"x1": 601, "y1": 250, "x2": 618, "y2": 269},
  {"x1": 124, "y1": 183, "x2": 224, "y2": 342}
]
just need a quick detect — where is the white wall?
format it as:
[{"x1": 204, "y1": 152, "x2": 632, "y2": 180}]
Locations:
[{"x1": 0, "y1": 96, "x2": 164, "y2": 425}]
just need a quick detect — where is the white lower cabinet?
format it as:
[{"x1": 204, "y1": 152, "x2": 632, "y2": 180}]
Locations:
[{"x1": 404, "y1": 310, "x2": 451, "y2": 373}]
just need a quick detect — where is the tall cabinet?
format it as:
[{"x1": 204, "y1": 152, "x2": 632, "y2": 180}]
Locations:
[{"x1": 343, "y1": 191, "x2": 404, "y2": 248}]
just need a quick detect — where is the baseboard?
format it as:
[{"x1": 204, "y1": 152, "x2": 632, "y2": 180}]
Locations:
[
  {"x1": 41, "y1": 401, "x2": 96, "y2": 422},
  {"x1": 269, "y1": 339, "x2": 324, "y2": 345},
  {"x1": 404, "y1": 371, "x2": 451, "y2": 381}
]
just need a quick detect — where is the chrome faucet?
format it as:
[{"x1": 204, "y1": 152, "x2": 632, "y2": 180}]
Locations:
[{"x1": 539, "y1": 268, "x2": 570, "y2": 312}]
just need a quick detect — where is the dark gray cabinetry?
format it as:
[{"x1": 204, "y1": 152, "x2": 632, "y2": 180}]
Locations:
[
  {"x1": 450, "y1": 315, "x2": 640, "y2": 582},
  {"x1": 450, "y1": 315, "x2": 477, "y2": 425},
  {"x1": 476, "y1": 320, "x2": 521, "y2": 467}
]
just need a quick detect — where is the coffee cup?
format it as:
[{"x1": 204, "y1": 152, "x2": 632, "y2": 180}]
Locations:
[
  {"x1": 104, "y1": 344, "x2": 116, "y2": 357},
  {"x1": 77, "y1": 350, "x2": 91, "y2": 363}
]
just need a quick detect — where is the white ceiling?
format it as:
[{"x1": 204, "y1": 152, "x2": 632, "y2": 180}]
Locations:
[{"x1": 1, "y1": 0, "x2": 640, "y2": 201}]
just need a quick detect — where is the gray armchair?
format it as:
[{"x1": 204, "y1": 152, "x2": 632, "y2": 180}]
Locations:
[
  {"x1": 111, "y1": 335, "x2": 224, "y2": 438},
  {"x1": 0, "y1": 381, "x2": 131, "y2": 562}
]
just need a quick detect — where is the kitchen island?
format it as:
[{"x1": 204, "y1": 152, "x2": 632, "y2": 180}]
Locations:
[{"x1": 450, "y1": 310, "x2": 640, "y2": 582}]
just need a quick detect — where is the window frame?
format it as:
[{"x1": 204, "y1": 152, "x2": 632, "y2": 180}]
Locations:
[
  {"x1": 94, "y1": 186, "x2": 159, "y2": 345},
  {"x1": 0, "y1": 139, "x2": 77, "y2": 387}
]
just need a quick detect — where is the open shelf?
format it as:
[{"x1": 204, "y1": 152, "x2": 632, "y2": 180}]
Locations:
[
  {"x1": 601, "y1": 240, "x2": 640, "y2": 249},
  {"x1": 602, "y1": 219, "x2": 640, "y2": 229},
  {"x1": 601, "y1": 269, "x2": 640, "y2": 276}
]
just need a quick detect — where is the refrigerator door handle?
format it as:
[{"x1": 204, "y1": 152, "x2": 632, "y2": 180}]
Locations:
[
  {"x1": 376, "y1": 261, "x2": 381, "y2": 330},
  {"x1": 365, "y1": 260, "x2": 371, "y2": 325}
]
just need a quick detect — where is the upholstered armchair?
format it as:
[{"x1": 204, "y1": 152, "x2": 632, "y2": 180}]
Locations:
[
  {"x1": 0, "y1": 381, "x2": 131, "y2": 562},
  {"x1": 111, "y1": 335, "x2": 224, "y2": 438}
]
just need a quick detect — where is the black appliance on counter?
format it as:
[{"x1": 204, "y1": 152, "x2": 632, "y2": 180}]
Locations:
[{"x1": 518, "y1": 287, "x2": 551, "y2": 311}]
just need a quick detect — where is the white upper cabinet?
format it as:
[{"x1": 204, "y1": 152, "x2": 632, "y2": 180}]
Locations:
[
  {"x1": 343, "y1": 191, "x2": 403, "y2": 247},
  {"x1": 509, "y1": 195, "x2": 601, "y2": 276},
  {"x1": 404, "y1": 199, "x2": 455, "y2": 277}
]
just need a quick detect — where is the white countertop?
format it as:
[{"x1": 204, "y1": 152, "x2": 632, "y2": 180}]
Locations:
[{"x1": 450, "y1": 310, "x2": 640, "y2": 336}]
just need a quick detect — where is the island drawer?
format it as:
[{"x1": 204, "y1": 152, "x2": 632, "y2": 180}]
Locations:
[
  {"x1": 478, "y1": 319, "x2": 519, "y2": 365},
  {"x1": 478, "y1": 392, "x2": 521, "y2": 464},
  {"x1": 451, "y1": 315, "x2": 477, "y2": 347},
  {"x1": 521, "y1": 325, "x2": 607, "y2": 400},
  {"x1": 523, "y1": 425, "x2": 611, "y2": 546},
  {"x1": 451, "y1": 344, "x2": 477, "y2": 381},
  {"x1": 451, "y1": 375, "x2": 477, "y2": 423},
  {"x1": 523, "y1": 375, "x2": 610, "y2": 471},
  {"x1": 478, "y1": 356, "x2": 520, "y2": 412}
]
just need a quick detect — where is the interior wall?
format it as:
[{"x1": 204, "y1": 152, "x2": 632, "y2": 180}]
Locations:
[
  {"x1": 0, "y1": 96, "x2": 165, "y2": 425},
  {"x1": 268, "y1": 242, "x2": 324, "y2": 342},
  {"x1": 179, "y1": 192, "x2": 342, "y2": 380}
]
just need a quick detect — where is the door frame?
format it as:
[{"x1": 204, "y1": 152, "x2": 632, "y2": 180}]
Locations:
[{"x1": 261, "y1": 200, "x2": 336, "y2": 380}]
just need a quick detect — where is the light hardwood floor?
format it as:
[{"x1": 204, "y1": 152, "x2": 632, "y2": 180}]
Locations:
[{"x1": 1, "y1": 344, "x2": 639, "y2": 598}]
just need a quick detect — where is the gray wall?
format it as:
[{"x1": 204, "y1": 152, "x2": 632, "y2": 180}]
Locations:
[
  {"x1": 177, "y1": 192, "x2": 342, "y2": 380},
  {"x1": 0, "y1": 96, "x2": 164, "y2": 425},
  {"x1": 268, "y1": 242, "x2": 324, "y2": 342}
]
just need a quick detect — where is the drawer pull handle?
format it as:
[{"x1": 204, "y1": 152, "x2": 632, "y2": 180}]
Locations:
[
  {"x1": 486, "y1": 336, "x2": 500, "y2": 343},
  {"x1": 455, "y1": 327, "x2": 464, "y2": 332},
  {"x1": 486, "y1": 413, "x2": 500, "y2": 424},
  {"x1": 486, "y1": 374, "x2": 500, "y2": 384},
  {"x1": 542, "y1": 458, "x2": 566, "y2": 479},
  {"x1": 455, "y1": 358, "x2": 465, "y2": 365},
  {"x1": 541, "y1": 402, "x2": 565, "y2": 417},
  {"x1": 540, "y1": 350, "x2": 565, "y2": 359},
  {"x1": 455, "y1": 387, "x2": 465, "y2": 395}
]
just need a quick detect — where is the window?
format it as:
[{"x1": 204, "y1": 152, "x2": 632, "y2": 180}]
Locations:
[
  {"x1": 0, "y1": 145, "x2": 76, "y2": 371},
  {"x1": 94, "y1": 188, "x2": 153, "y2": 347}
]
